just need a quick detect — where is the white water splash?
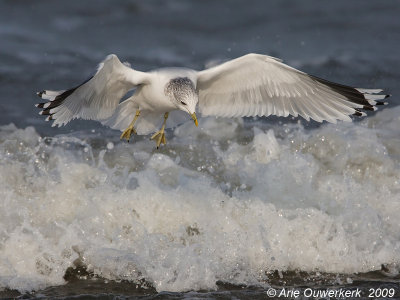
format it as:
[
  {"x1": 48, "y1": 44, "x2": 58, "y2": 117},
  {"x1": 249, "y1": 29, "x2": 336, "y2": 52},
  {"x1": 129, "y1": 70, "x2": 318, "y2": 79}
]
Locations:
[{"x1": 0, "y1": 107, "x2": 399, "y2": 292}]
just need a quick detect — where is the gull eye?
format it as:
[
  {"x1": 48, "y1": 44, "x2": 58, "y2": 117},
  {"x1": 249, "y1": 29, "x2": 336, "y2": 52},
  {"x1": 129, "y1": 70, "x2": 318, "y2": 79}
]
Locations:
[{"x1": 180, "y1": 101, "x2": 187, "y2": 105}]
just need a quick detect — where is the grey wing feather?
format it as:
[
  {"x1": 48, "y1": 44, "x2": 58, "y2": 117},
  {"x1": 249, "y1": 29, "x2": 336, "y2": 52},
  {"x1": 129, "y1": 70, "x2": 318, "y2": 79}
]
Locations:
[
  {"x1": 36, "y1": 54, "x2": 150, "y2": 127},
  {"x1": 196, "y1": 53, "x2": 389, "y2": 123}
]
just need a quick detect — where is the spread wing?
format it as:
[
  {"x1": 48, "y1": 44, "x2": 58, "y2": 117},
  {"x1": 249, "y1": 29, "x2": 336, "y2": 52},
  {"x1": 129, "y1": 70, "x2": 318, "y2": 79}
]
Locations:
[
  {"x1": 196, "y1": 53, "x2": 389, "y2": 123},
  {"x1": 36, "y1": 54, "x2": 151, "y2": 127}
]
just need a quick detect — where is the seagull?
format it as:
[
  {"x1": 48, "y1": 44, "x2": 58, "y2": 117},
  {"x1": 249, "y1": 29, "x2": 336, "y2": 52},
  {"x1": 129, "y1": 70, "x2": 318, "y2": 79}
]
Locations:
[{"x1": 36, "y1": 53, "x2": 389, "y2": 148}]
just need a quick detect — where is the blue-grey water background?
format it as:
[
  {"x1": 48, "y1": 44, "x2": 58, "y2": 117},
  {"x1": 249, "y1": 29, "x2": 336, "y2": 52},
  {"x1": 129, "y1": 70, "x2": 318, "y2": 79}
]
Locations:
[{"x1": 0, "y1": 0, "x2": 400, "y2": 299}]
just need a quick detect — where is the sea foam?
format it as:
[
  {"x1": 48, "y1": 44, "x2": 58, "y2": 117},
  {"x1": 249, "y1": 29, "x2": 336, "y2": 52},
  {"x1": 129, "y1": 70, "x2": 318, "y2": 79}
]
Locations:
[{"x1": 0, "y1": 107, "x2": 399, "y2": 292}]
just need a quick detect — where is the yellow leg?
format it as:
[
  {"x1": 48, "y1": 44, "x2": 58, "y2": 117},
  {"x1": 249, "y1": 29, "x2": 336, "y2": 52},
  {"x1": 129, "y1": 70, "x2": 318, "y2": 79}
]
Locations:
[
  {"x1": 151, "y1": 112, "x2": 169, "y2": 149},
  {"x1": 120, "y1": 110, "x2": 140, "y2": 142}
]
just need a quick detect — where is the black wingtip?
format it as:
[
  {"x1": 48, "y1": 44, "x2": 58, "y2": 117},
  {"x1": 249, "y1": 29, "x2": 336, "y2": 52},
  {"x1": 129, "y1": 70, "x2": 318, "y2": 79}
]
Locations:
[
  {"x1": 376, "y1": 101, "x2": 389, "y2": 106},
  {"x1": 362, "y1": 105, "x2": 375, "y2": 111},
  {"x1": 37, "y1": 90, "x2": 45, "y2": 98},
  {"x1": 310, "y1": 74, "x2": 392, "y2": 114},
  {"x1": 40, "y1": 109, "x2": 52, "y2": 116},
  {"x1": 36, "y1": 103, "x2": 46, "y2": 109}
]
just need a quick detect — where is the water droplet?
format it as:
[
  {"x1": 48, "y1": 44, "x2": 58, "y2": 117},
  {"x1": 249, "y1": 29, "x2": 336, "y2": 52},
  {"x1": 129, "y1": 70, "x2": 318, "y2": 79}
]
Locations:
[{"x1": 106, "y1": 142, "x2": 114, "y2": 150}]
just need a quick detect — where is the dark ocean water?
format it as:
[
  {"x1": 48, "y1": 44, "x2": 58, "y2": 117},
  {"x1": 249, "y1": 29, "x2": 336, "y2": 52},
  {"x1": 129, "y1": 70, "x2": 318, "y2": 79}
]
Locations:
[{"x1": 0, "y1": 0, "x2": 399, "y2": 299}]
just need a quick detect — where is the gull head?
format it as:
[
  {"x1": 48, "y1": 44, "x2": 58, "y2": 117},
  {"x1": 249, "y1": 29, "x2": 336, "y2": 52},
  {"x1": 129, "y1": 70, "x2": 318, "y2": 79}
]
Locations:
[{"x1": 165, "y1": 77, "x2": 198, "y2": 126}]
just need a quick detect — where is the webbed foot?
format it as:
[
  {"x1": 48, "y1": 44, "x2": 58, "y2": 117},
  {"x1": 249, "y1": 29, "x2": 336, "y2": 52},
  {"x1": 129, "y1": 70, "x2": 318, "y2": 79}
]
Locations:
[
  {"x1": 120, "y1": 109, "x2": 140, "y2": 142},
  {"x1": 151, "y1": 129, "x2": 166, "y2": 149},
  {"x1": 120, "y1": 126, "x2": 137, "y2": 142},
  {"x1": 151, "y1": 112, "x2": 169, "y2": 149}
]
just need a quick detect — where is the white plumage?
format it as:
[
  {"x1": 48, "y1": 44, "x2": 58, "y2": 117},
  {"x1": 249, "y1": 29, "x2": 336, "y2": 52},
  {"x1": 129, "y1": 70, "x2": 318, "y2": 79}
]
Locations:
[
  {"x1": 197, "y1": 54, "x2": 386, "y2": 122},
  {"x1": 36, "y1": 53, "x2": 389, "y2": 140}
]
